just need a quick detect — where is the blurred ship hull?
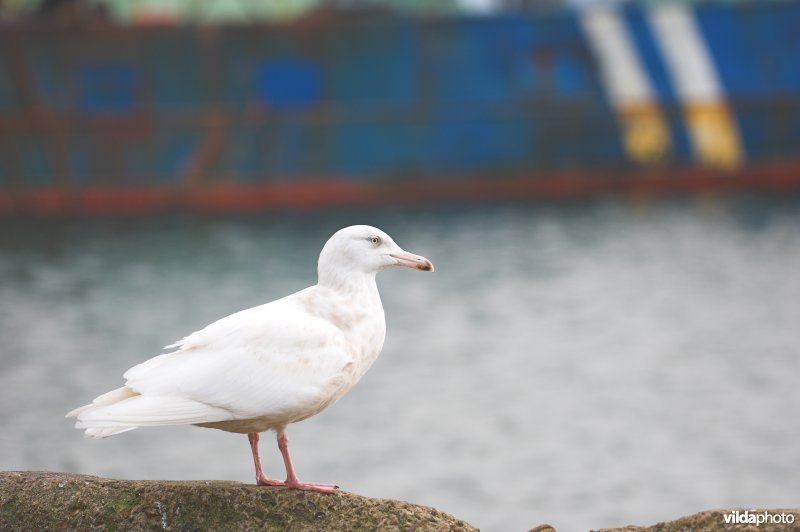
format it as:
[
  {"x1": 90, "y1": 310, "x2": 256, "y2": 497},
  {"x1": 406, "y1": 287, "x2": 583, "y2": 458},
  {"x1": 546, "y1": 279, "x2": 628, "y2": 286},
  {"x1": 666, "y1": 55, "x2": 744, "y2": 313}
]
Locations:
[{"x1": 2, "y1": 4, "x2": 799, "y2": 214}]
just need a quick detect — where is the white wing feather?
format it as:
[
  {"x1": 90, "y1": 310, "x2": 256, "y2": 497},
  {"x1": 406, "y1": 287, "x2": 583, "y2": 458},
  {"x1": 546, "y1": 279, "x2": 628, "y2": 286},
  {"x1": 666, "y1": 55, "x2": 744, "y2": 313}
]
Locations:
[{"x1": 71, "y1": 286, "x2": 353, "y2": 434}]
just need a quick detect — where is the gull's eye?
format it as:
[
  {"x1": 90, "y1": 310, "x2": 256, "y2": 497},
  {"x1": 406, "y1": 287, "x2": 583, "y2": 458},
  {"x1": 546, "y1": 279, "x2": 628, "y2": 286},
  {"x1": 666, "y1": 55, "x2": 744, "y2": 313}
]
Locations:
[{"x1": 369, "y1": 236, "x2": 382, "y2": 246}]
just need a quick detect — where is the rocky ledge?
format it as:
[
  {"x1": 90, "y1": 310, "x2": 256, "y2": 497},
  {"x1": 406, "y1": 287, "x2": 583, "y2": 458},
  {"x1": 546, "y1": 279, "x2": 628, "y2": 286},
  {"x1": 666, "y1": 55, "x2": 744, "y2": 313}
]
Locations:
[
  {"x1": 0, "y1": 471, "x2": 476, "y2": 531},
  {"x1": 2, "y1": 471, "x2": 797, "y2": 531}
]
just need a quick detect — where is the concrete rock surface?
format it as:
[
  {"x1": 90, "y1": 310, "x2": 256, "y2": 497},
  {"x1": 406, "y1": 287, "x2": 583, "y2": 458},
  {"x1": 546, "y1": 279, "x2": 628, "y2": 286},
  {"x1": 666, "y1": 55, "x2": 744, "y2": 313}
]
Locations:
[{"x1": 0, "y1": 471, "x2": 477, "y2": 531}]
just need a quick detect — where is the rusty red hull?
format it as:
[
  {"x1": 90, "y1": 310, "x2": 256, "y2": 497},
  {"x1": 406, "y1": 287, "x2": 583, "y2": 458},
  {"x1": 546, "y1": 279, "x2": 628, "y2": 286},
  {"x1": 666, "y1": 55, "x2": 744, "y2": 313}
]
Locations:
[{"x1": 2, "y1": 160, "x2": 799, "y2": 216}]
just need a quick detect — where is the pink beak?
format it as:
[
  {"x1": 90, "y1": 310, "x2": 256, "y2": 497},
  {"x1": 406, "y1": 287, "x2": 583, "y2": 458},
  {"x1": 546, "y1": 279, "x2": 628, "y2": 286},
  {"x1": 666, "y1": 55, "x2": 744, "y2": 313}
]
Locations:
[{"x1": 389, "y1": 251, "x2": 434, "y2": 272}]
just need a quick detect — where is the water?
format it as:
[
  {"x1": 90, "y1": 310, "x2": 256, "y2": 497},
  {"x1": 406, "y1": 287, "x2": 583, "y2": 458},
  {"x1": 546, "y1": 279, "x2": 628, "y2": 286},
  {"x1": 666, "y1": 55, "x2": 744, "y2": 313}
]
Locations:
[{"x1": 1, "y1": 197, "x2": 799, "y2": 531}]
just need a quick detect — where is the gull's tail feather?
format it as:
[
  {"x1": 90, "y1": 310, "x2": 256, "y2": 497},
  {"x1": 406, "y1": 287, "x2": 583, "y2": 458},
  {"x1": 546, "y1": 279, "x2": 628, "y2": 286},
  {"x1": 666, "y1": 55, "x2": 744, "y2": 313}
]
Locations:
[
  {"x1": 66, "y1": 386, "x2": 140, "y2": 419},
  {"x1": 68, "y1": 392, "x2": 233, "y2": 438},
  {"x1": 84, "y1": 427, "x2": 138, "y2": 439}
]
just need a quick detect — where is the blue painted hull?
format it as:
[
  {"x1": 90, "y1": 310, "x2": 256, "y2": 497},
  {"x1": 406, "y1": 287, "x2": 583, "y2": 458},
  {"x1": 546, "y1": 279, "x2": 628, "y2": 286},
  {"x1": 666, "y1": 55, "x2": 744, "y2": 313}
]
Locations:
[{"x1": 1, "y1": 4, "x2": 799, "y2": 212}]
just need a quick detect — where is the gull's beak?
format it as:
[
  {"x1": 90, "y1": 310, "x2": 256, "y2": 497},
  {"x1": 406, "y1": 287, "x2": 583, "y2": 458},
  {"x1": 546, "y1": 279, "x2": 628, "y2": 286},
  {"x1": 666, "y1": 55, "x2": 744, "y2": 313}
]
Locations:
[{"x1": 389, "y1": 251, "x2": 434, "y2": 272}]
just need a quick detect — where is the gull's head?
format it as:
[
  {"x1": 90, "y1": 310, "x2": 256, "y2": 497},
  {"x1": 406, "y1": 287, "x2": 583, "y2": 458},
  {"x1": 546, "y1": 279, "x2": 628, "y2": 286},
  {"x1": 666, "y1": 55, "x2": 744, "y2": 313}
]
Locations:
[{"x1": 318, "y1": 225, "x2": 434, "y2": 285}]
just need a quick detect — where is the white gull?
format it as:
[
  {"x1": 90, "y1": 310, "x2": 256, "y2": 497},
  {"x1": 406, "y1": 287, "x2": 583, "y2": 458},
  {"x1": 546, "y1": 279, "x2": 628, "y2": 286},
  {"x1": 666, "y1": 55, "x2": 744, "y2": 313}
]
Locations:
[{"x1": 66, "y1": 225, "x2": 434, "y2": 492}]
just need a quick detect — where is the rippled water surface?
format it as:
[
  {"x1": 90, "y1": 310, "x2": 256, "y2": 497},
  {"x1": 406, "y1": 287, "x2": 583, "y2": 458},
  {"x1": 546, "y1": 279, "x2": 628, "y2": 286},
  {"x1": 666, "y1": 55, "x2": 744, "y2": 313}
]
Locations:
[{"x1": 1, "y1": 197, "x2": 799, "y2": 531}]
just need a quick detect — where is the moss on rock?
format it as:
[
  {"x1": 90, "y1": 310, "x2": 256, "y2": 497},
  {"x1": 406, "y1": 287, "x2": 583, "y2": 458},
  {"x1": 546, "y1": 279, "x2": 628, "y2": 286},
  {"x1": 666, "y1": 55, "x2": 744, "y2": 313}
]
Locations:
[{"x1": 0, "y1": 471, "x2": 477, "y2": 531}]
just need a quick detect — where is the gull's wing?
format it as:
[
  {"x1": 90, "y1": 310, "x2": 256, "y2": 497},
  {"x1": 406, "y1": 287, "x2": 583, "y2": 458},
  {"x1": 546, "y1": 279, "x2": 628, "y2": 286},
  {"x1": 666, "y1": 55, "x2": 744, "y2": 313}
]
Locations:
[{"x1": 71, "y1": 286, "x2": 353, "y2": 433}]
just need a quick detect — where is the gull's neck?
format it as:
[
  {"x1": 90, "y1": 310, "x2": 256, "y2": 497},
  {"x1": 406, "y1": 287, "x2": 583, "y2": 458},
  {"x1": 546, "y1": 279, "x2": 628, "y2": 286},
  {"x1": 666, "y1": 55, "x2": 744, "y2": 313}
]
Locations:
[{"x1": 317, "y1": 268, "x2": 381, "y2": 304}]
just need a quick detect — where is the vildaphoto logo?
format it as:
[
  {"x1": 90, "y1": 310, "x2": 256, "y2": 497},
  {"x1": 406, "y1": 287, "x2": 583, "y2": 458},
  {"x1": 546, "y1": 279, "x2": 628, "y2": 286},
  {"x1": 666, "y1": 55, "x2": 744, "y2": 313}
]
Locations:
[{"x1": 722, "y1": 509, "x2": 795, "y2": 526}]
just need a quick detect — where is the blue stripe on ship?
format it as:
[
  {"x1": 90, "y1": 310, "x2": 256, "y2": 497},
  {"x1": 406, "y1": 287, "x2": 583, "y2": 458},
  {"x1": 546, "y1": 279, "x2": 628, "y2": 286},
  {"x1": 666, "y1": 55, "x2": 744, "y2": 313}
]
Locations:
[
  {"x1": 622, "y1": 6, "x2": 692, "y2": 165},
  {"x1": 695, "y1": 3, "x2": 800, "y2": 161}
]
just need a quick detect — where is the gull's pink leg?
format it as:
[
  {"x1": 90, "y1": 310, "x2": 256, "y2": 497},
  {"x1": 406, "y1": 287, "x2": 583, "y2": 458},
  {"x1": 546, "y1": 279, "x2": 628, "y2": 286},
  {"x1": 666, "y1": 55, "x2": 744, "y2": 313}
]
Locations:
[
  {"x1": 247, "y1": 432, "x2": 284, "y2": 487},
  {"x1": 276, "y1": 430, "x2": 338, "y2": 492}
]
